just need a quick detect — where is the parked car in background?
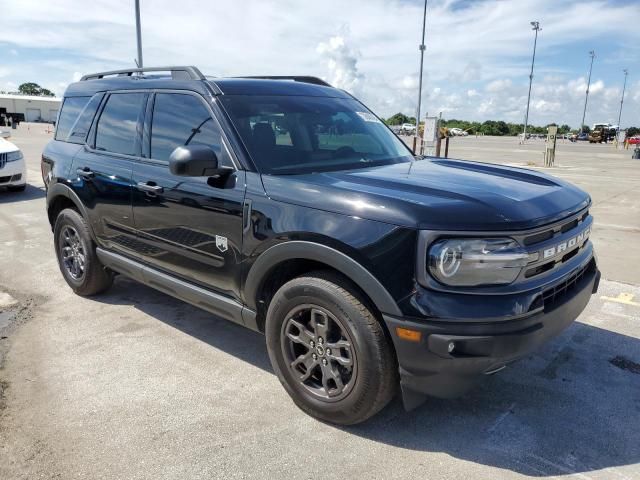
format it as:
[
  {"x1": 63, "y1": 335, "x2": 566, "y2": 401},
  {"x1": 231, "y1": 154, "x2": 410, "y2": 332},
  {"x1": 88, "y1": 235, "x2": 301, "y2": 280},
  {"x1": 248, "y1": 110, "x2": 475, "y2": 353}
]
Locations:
[
  {"x1": 627, "y1": 136, "x2": 640, "y2": 145},
  {"x1": 449, "y1": 127, "x2": 469, "y2": 136},
  {"x1": 400, "y1": 123, "x2": 416, "y2": 135},
  {"x1": 0, "y1": 137, "x2": 27, "y2": 191},
  {"x1": 576, "y1": 133, "x2": 589, "y2": 141}
]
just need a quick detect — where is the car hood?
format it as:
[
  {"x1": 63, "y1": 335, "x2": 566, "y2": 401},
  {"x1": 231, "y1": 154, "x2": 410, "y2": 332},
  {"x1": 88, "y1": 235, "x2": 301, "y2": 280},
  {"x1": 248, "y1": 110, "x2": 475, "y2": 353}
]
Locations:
[
  {"x1": 261, "y1": 158, "x2": 590, "y2": 231},
  {"x1": 0, "y1": 138, "x2": 19, "y2": 154}
]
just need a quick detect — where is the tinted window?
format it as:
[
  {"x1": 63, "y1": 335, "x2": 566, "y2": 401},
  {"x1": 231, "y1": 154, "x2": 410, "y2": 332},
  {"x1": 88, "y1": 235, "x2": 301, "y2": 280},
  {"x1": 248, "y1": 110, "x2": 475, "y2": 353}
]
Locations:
[
  {"x1": 220, "y1": 95, "x2": 412, "y2": 174},
  {"x1": 55, "y1": 97, "x2": 90, "y2": 141},
  {"x1": 95, "y1": 93, "x2": 146, "y2": 155},
  {"x1": 150, "y1": 93, "x2": 231, "y2": 165},
  {"x1": 66, "y1": 93, "x2": 103, "y2": 144}
]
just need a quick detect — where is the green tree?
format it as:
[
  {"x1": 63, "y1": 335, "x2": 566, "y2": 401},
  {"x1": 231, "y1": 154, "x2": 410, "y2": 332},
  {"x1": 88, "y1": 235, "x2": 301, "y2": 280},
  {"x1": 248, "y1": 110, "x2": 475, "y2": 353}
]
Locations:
[
  {"x1": 386, "y1": 113, "x2": 412, "y2": 125},
  {"x1": 625, "y1": 126, "x2": 638, "y2": 136},
  {"x1": 581, "y1": 125, "x2": 591, "y2": 133},
  {"x1": 17, "y1": 82, "x2": 55, "y2": 96}
]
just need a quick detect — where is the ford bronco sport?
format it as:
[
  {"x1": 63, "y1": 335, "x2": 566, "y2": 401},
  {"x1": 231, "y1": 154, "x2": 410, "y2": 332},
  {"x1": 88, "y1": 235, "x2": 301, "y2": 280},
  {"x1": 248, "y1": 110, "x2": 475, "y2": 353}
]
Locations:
[{"x1": 42, "y1": 66, "x2": 599, "y2": 425}]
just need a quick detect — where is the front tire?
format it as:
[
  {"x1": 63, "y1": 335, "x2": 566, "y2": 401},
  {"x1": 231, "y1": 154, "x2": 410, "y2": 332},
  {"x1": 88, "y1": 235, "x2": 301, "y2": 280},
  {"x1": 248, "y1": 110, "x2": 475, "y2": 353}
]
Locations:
[
  {"x1": 54, "y1": 208, "x2": 113, "y2": 296},
  {"x1": 265, "y1": 271, "x2": 397, "y2": 425}
]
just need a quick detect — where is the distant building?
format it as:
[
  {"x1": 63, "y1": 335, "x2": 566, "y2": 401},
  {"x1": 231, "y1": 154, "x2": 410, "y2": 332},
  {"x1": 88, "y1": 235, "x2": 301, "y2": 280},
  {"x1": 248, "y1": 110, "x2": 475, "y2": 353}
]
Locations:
[{"x1": 0, "y1": 93, "x2": 62, "y2": 123}]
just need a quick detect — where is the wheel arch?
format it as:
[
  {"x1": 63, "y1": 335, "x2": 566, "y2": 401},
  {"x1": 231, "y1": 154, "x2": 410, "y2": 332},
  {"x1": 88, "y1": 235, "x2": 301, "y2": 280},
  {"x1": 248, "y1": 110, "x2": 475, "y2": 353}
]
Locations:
[
  {"x1": 46, "y1": 183, "x2": 95, "y2": 240},
  {"x1": 244, "y1": 241, "x2": 402, "y2": 332}
]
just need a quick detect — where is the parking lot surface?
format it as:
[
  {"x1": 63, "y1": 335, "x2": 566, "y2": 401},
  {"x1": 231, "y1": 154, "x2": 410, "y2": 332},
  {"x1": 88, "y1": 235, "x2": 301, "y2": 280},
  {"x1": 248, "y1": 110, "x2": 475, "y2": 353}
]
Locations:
[{"x1": 1, "y1": 125, "x2": 639, "y2": 479}]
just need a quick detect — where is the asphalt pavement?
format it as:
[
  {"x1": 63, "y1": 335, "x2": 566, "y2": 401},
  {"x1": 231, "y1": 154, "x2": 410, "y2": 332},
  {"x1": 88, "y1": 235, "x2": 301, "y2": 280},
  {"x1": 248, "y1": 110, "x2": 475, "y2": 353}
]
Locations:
[{"x1": 0, "y1": 125, "x2": 638, "y2": 479}]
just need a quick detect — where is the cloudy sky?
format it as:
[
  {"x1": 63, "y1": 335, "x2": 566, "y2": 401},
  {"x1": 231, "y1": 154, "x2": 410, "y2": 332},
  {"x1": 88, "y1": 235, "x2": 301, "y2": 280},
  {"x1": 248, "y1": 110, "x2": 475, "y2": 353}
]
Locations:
[{"x1": 1, "y1": 0, "x2": 639, "y2": 128}]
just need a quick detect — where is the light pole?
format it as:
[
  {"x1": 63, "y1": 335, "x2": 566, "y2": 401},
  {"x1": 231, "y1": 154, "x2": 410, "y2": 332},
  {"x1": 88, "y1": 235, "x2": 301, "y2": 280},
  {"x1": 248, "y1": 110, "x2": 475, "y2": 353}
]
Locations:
[
  {"x1": 579, "y1": 50, "x2": 595, "y2": 134},
  {"x1": 415, "y1": 0, "x2": 428, "y2": 143},
  {"x1": 523, "y1": 21, "x2": 541, "y2": 143},
  {"x1": 135, "y1": 0, "x2": 144, "y2": 68},
  {"x1": 616, "y1": 69, "x2": 628, "y2": 140}
]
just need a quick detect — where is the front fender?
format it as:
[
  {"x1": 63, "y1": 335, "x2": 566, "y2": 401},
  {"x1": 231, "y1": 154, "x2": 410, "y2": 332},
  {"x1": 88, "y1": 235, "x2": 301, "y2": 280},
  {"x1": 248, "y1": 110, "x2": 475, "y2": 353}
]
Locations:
[{"x1": 243, "y1": 240, "x2": 402, "y2": 317}]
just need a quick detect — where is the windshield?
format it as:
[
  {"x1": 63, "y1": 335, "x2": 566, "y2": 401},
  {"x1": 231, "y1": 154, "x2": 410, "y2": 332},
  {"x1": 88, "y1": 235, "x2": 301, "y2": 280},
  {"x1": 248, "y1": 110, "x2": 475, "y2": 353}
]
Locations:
[{"x1": 220, "y1": 95, "x2": 413, "y2": 175}]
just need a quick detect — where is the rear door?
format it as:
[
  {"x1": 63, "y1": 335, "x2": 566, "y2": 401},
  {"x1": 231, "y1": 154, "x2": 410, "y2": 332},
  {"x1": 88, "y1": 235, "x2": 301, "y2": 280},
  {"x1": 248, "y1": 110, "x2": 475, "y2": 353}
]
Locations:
[
  {"x1": 130, "y1": 91, "x2": 246, "y2": 301},
  {"x1": 70, "y1": 91, "x2": 147, "y2": 255}
]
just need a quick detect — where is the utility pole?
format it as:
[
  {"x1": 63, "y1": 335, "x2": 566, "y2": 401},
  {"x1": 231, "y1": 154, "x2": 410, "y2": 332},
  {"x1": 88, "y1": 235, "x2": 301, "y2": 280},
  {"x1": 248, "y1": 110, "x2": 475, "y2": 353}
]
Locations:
[
  {"x1": 522, "y1": 21, "x2": 541, "y2": 143},
  {"x1": 579, "y1": 51, "x2": 595, "y2": 134},
  {"x1": 135, "y1": 0, "x2": 144, "y2": 69},
  {"x1": 415, "y1": 0, "x2": 428, "y2": 145},
  {"x1": 616, "y1": 69, "x2": 628, "y2": 140}
]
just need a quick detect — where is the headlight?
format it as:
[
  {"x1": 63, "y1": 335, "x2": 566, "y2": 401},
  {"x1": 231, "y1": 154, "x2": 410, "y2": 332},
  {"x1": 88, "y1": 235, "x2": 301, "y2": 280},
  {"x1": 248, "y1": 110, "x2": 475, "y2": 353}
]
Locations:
[
  {"x1": 428, "y1": 238, "x2": 529, "y2": 287},
  {"x1": 6, "y1": 151, "x2": 23, "y2": 162}
]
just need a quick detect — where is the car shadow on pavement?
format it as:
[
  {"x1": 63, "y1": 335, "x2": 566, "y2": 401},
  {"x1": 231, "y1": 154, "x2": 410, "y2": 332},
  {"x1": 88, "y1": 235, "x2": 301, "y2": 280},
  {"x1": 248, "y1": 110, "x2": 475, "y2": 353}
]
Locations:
[
  {"x1": 99, "y1": 277, "x2": 639, "y2": 478},
  {"x1": 0, "y1": 184, "x2": 46, "y2": 203},
  {"x1": 100, "y1": 276, "x2": 273, "y2": 372},
  {"x1": 347, "y1": 320, "x2": 640, "y2": 477}
]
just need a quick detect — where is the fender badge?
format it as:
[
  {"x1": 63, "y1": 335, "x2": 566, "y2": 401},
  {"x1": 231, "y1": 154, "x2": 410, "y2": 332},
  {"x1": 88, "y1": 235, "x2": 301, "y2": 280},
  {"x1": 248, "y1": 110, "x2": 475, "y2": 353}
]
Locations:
[{"x1": 215, "y1": 235, "x2": 228, "y2": 253}]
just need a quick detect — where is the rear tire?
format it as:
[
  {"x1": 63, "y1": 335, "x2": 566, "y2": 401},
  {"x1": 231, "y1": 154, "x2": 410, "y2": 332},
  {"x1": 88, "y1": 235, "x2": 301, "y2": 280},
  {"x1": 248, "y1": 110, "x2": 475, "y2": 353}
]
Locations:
[
  {"x1": 265, "y1": 271, "x2": 397, "y2": 425},
  {"x1": 54, "y1": 208, "x2": 113, "y2": 296}
]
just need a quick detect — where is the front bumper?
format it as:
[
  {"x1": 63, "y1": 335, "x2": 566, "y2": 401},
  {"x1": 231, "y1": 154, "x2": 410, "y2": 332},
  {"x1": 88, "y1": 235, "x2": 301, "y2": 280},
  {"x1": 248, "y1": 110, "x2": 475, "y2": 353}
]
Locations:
[
  {"x1": 0, "y1": 158, "x2": 26, "y2": 186},
  {"x1": 383, "y1": 257, "x2": 600, "y2": 409}
]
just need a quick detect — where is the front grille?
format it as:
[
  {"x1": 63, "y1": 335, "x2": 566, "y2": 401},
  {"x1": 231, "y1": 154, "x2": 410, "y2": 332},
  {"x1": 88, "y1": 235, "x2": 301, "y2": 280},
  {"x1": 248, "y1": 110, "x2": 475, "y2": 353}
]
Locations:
[
  {"x1": 521, "y1": 208, "x2": 592, "y2": 281},
  {"x1": 0, "y1": 152, "x2": 7, "y2": 169},
  {"x1": 522, "y1": 210, "x2": 589, "y2": 246},
  {"x1": 541, "y1": 260, "x2": 594, "y2": 307}
]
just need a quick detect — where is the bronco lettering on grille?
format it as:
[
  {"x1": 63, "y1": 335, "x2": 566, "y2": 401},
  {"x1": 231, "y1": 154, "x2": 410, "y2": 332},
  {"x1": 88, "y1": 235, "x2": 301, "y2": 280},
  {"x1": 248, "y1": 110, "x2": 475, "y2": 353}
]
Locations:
[{"x1": 542, "y1": 226, "x2": 591, "y2": 260}]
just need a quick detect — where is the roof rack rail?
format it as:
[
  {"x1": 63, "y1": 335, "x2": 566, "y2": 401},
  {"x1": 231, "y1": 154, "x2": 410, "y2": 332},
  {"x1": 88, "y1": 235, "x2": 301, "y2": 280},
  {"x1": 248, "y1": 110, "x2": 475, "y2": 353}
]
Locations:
[
  {"x1": 80, "y1": 66, "x2": 205, "y2": 81},
  {"x1": 237, "y1": 76, "x2": 333, "y2": 88}
]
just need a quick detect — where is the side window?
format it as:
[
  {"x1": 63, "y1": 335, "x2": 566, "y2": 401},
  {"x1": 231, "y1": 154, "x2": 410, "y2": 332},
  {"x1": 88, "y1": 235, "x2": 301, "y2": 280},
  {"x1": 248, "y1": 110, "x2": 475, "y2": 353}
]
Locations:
[
  {"x1": 55, "y1": 97, "x2": 90, "y2": 141},
  {"x1": 95, "y1": 93, "x2": 146, "y2": 156},
  {"x1": 150, "y1": 93, "x2": 232, "y2": 166},
  {"x1": 66, "y1": 93, "x2": 103, "y2": 144}
]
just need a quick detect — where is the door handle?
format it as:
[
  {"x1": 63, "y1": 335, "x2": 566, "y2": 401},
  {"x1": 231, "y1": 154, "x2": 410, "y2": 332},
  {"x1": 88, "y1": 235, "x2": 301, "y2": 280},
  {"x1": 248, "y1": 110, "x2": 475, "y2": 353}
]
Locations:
[
  {"x1": 137, "y1": 182, "x2": 164, "y2": 194},
  {"x1": 76, "y1": 167, "x2": 95, "y2": 179}
]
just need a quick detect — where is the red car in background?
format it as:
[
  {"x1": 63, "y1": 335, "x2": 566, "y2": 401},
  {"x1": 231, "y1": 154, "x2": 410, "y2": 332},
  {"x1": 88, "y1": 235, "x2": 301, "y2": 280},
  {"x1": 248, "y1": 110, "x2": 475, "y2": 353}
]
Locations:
[{"x1": 628, "y1": 136, "x2": 640, "y2": 145}]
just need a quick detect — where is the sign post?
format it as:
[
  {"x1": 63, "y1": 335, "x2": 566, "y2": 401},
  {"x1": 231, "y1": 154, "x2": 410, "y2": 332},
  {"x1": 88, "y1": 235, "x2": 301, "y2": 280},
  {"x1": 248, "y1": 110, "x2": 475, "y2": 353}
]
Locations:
[
  {"x1": 422, "y1": 116, "x2": 437, "y2": 157},
  {"x1": 544, "y1": 125, "x2": 558, "y2": 167}
]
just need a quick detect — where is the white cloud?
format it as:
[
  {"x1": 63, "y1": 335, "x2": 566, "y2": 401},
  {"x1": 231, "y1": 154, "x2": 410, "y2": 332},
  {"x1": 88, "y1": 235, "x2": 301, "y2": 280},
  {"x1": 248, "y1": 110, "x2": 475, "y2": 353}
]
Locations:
[
  {"x1": 486, "y1": 79, "x2": 513, "y2": 93},
  {"x1": 316, "y1": 36, "x2": 363, "y2": 93},
  {"x1": 0, "y1": 0, "x2": 637, "y2": 127}
]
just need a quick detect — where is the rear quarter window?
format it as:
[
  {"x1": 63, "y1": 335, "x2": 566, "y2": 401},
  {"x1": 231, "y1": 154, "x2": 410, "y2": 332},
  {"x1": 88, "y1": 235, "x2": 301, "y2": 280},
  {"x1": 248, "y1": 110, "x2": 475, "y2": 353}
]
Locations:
[
  {"x1": 55, "y1": 97, "x2": 90, "y2": 141},
  {"x1": 66, "y1": 93, "x2": 104, "y2": 145}
]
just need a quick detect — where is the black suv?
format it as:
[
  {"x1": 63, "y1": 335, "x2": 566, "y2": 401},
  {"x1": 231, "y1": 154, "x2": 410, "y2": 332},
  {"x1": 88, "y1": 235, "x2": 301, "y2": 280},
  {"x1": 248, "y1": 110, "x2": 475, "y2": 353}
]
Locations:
[{"x1": 42, "y1": 66, "x2": 599, "y2": 425}]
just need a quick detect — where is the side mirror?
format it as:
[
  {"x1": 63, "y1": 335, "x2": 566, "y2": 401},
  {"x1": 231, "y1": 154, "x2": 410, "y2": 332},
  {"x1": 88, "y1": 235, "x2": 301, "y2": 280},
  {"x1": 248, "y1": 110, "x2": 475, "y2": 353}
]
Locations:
[{"x1": 169, "y1": 145, "x2": 228, "y2": 177}]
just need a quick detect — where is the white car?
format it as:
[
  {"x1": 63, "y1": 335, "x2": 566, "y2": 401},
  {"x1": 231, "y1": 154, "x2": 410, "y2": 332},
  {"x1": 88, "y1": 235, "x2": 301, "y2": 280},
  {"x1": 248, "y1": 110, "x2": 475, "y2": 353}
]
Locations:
[
  {"x1": 400, "y1": 123, "x2": 416, "y2": 135},
  {"x1": 0, "y1": 137, "x2": 27, "y2": 192},
  {"x1": 449, "y1": 127, "x2": 468, "y2": 136}
]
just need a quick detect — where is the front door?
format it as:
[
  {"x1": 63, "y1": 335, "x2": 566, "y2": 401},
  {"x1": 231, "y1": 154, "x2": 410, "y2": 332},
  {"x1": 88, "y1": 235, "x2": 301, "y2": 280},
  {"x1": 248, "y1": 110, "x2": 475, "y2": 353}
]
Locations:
[{"x1": 131, "y1": 91, "x2": 245, "y2": 302}]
